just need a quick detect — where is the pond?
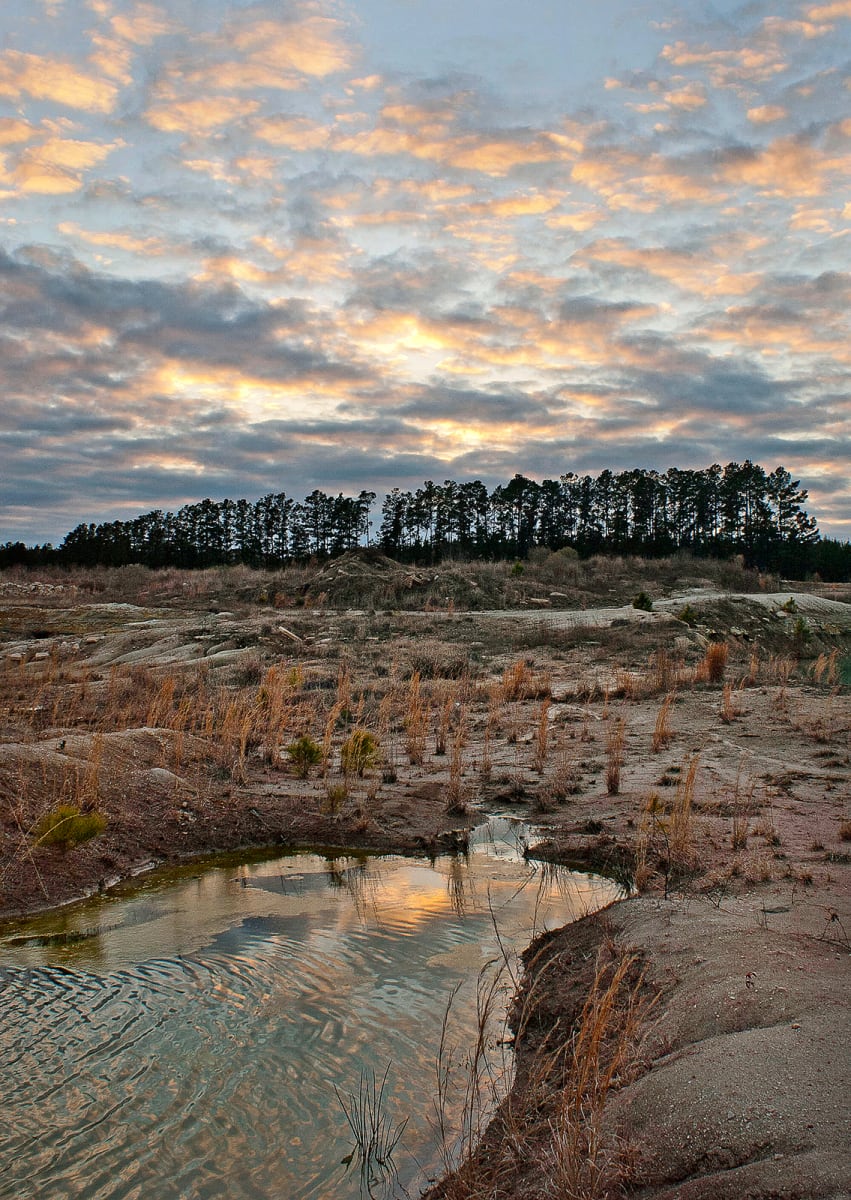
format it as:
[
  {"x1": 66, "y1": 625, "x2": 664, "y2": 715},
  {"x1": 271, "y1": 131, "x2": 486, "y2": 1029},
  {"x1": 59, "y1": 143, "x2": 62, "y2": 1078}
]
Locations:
[{"x1": 0, "y1": 818, "x2": 620, "y2": 1199}]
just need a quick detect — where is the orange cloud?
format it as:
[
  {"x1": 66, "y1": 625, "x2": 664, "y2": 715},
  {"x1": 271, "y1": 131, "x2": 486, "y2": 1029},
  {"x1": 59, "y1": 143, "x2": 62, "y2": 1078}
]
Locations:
[
  {"x1": 807, "y1": 1, "x2": 851, "y2": 18},
  {"x1": 455, "y1": 192, "x2": 560, "y2": 220},
  {"x1": 336, "y1": 124, "x2": 570, "y2": 176},
  {"x1": 697, "y1": 308, "x2": 851, "y2": 362},
  {"x1": 632, "y1": 81, "x2": 707, "y2": 113},
  {"x1": 58, "y1": 221, "x2": 176, "y2": 256},
  {"x1": 253, "y1": 115, "x2": 331, "y2": 150},
  {"x1": 747, "y1": 104, "x2": 788, "y2": 123},
  {"x1": 229, "y1": 15, "x2": 352, "y2": 79},
  {"x1": 721, "y1": 136, "x2": 847, "y2": 197},
  {"x1": 380, "y1": 102, "x2": 454, "y2": 139},
  {"x1": 146, "y1": 93, "x2": 260, "y2": 135},
  {"x1": 663, "y1": 83, "x2": 707, "y2": 109},
  {"x1": 572, "y1": 151, "x2": 716, "y2": 209},
  {"x1": 348, "y1": 75, "x2": 382, "y2": 91},
  {"x1": 89, "y1": 34, "x2": 134, "y2": 84},
  {"x1": 200, "y1": 234, "x2": 353, "y2": 286},
  {"x1": 0, "y1": 118, "x2": 34, "y2": 146},
  {"x1": 111, "y1": 3, "x2": 175, "y2": 45},
  {"x1": 660, "y1": 41, "x2": 785, "y2": 87},
  {"x1": 580, "y1": 238, "x2": 763, "y2": 297},
  {"x1": 546, "y1": 209, "x2": 604, "y2": 232},
  {"x1": 11, "y1": 136, "x2": 119, "y2": 194},
  {"x1": 789, "y1": 206, "x2": 836, "y2": 232},
  {"x1": 0, "y1": 50, "x2": 117, "y2": 112}
]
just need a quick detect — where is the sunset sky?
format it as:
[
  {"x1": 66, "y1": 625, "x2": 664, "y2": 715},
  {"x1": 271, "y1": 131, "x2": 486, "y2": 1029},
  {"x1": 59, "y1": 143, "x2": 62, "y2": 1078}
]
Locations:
[{"x1": 1, "y1": 0, "x2": 849, "y2": 545}]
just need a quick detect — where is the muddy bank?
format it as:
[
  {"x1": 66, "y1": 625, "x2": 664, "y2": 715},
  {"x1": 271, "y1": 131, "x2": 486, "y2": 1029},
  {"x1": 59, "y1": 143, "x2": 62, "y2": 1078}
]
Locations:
[
  {"x1": 429, "y1": 894, "x2": 849, "y2": 1200},
  {"x1": 0, "y1": 759, "x2": 480, "y2": 921}
]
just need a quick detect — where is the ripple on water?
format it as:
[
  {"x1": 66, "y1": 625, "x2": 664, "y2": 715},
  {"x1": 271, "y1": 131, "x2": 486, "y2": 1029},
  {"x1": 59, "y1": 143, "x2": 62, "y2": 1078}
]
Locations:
[{"x1": 0, "y1": 826, "x2": 619, "y2": 1200}]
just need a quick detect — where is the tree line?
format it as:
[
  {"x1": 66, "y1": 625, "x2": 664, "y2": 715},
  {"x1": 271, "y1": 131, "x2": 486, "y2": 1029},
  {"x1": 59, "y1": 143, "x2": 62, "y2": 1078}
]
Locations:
[{"x1": 3, "y1": 461, "x2": 850, "y2": 579}]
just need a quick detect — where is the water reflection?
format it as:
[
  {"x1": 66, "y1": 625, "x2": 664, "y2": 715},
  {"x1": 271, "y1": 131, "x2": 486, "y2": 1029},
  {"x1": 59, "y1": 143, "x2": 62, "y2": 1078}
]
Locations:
[{"x1": 0, "y1": 818, "x2": 619, "y2": 1200}]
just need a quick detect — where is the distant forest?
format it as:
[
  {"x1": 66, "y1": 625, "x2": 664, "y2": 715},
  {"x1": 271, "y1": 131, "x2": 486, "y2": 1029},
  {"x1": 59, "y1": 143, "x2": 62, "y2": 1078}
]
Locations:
[{"x1": 3, "y1": 461, "x2": 851, "y2": 580}]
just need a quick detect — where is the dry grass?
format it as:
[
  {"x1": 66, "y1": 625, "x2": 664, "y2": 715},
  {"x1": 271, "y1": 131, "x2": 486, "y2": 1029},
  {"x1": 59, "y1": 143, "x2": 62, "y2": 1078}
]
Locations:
[
  {"x1": 404, "y1": 671, "x2": 429, "y2": 766},
  {"x1": 604, "y1": 717, "x2": 626, "y2": 796},
  {"x1": 446, "y1": 712, "x2": 469, "y2": 814},
  {"x1": 669, "y1": 754, "x2": 699, "y2": 871},
  {"x1": 730, "y1": 763, "x2": 758, "y2": 850},
  {"x1": 432, "y1": 934, "x2": 651, "y2": 1200},
  {"x1": 650, "y1": 693, "x2": 674, "y2": 753},
  {"x1": 534, "y1": 698, "x2": 550, "y2": 773},
  {"x1": 719, "y1": 682, "x2": 738, "y2": 724},
  {"x1": 701, "y1": 641, "x2": 728, "y2": 684},
  {"x1": 651, "y1": 648, "x2": 675, "y2": 694},
  {"x1": 634, "y1": 753, "x2": 700, "y2": 891},
  {"x1": 812, "y1": 650, "x2": 840, "y2": 686},
  {"x1": 542, "y1": 949, "x2": 648, "y2": 1199}
]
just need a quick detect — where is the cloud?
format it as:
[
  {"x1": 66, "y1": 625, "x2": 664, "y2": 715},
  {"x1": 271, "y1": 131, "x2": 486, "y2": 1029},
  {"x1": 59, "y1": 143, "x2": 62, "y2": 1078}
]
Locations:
[
  {"x1": 747, "y1": 104, "x2": 788, "y2": 123},
  {"x1": 659, "y1": 40, "x2": 786, "y2": 88},
  {"x1": 253, "y1": 114, "x2": 331, "y2": 150},
  {"x1": 806, "y1": 1, "x2": 851, "y2": 19},
  {"x1": 145, "y1": 92, "x2": 261, "y2": 135},
  {"x1": 0, "y1": 50, "x2": 117, "y2": 112},
  {"x1": 57, "y1": 221, "x2": 178, "y2": 257},
  {"x1": 1, "y1": 0, "x2": 849, "y2": 542},
  {"x1": 719, "y1": 135, "x2": 848, "y2": 197},
  {"x1": 0, "y1": 119, "x2": 35, "y2": 146},
  {"x1": 5, "y1": 135, "x2": 120, "y2": 195},
  {"x1": 110, "y1": 2, "x2": 176, "y2": 45},
  {"x1": 331, "y1": 91, "x2": 584, "y2": 177},
  {"x1": 228, "y1": 13, "x2": 352, "y2": 79}
]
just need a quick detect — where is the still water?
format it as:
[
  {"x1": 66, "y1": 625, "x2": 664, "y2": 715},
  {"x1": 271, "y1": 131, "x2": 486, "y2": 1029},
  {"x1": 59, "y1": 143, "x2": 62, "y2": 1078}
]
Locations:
[{"x1": 0, "y1": 819, "x2": 618, "y2": 1199}]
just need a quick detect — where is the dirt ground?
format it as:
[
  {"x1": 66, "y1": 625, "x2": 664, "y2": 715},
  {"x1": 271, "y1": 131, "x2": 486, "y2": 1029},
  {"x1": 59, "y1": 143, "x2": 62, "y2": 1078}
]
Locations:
[{"x1": 1, "y1": 557, "x2": 849, "y2": 1198}]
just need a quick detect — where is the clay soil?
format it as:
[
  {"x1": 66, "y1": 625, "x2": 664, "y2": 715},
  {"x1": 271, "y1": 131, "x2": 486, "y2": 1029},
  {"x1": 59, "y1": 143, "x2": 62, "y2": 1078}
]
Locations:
[{"x1": 1, "y1": 556, "x2": 849, "y2": 1198}]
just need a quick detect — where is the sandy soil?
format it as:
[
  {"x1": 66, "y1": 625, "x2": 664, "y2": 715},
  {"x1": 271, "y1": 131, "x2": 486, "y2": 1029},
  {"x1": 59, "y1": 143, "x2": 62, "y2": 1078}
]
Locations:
[{"x1": 1, "y1": 564, "x2": 849, "y2": 1198}]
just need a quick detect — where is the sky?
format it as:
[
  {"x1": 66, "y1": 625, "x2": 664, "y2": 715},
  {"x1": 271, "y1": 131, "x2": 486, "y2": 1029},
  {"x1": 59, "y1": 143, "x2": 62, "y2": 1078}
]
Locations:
[{"x1": 1, "y1": 0, "x2": 849, "y2": 546}]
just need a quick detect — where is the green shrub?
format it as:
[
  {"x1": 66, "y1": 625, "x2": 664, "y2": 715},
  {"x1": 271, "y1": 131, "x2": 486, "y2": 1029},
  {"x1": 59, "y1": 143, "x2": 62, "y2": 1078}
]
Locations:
[
  {"x1": 340, "y1": 729, "x2": 380, "y2": 777},
  {"x1": 677, "y1": 603, "x2": 698, "y2": 626},
  {"x1": 287, "y1": 735, "x2": 323, "y2": 778},
  {"x1": 781, "y1": 596, "x2": 798, "y2": 614},
  {"x1": 34, "y1": 804, "x2": 107, "y2": 850},
  {"x1": 792, "y1": 616, "x2": 811, "y2": 651},
  {"x1": 632, "y1": 591, "x2": 653, "y2": 612},
  {"x1": 322, "y1": 782, "x2": 348, "y2": 814}
]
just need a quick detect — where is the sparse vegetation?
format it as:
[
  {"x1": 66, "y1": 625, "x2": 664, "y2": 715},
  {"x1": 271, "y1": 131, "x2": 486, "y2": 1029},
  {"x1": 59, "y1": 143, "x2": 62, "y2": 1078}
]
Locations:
[{"x1": 1, "y1": 552, "x2": 849, "y2": 1200}]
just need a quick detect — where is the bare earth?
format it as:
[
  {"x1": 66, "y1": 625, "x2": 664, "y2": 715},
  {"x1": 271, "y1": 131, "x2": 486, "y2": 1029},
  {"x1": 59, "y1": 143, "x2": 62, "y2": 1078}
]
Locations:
[{"x1": 1, "y1": 559, "x2": 849, "y2": 1198}]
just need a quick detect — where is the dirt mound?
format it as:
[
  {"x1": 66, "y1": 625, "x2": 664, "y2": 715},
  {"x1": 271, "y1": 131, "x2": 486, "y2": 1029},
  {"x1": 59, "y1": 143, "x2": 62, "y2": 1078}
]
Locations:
[
  {"x1": 303, "y1": 549, "x2": 419, "y2": 607},
  {"x1": 302, "y1": 550, "x2": 505, "y2": 609}
]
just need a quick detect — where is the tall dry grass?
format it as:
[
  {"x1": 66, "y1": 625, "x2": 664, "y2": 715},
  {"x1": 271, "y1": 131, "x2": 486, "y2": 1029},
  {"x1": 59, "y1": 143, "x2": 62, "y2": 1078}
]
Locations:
[
  {"x1": 701, "y1": 641, "x2": 728, "y2": 684},
  {"x1": 404, "y1": 671, "x2": 429, "y2": 765},
  {"x1": 432, "y1": 936, "x2": 650, "y2": 1200},
  {"x1": 605, "y1": 718, "x2": 626, "y2": 795},
  {"x1": 534, "y1": 698, "x2": 551, "y2": 773},
  {"x1": 669, "y1": 754, "x2": 699, "y2": 871},
  {"x1": 543, "y1": 950, "x2": 647, "y2": 1198},
  {"x1": 650, "y1": 693, "x2": 674, "y2": 752}
]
